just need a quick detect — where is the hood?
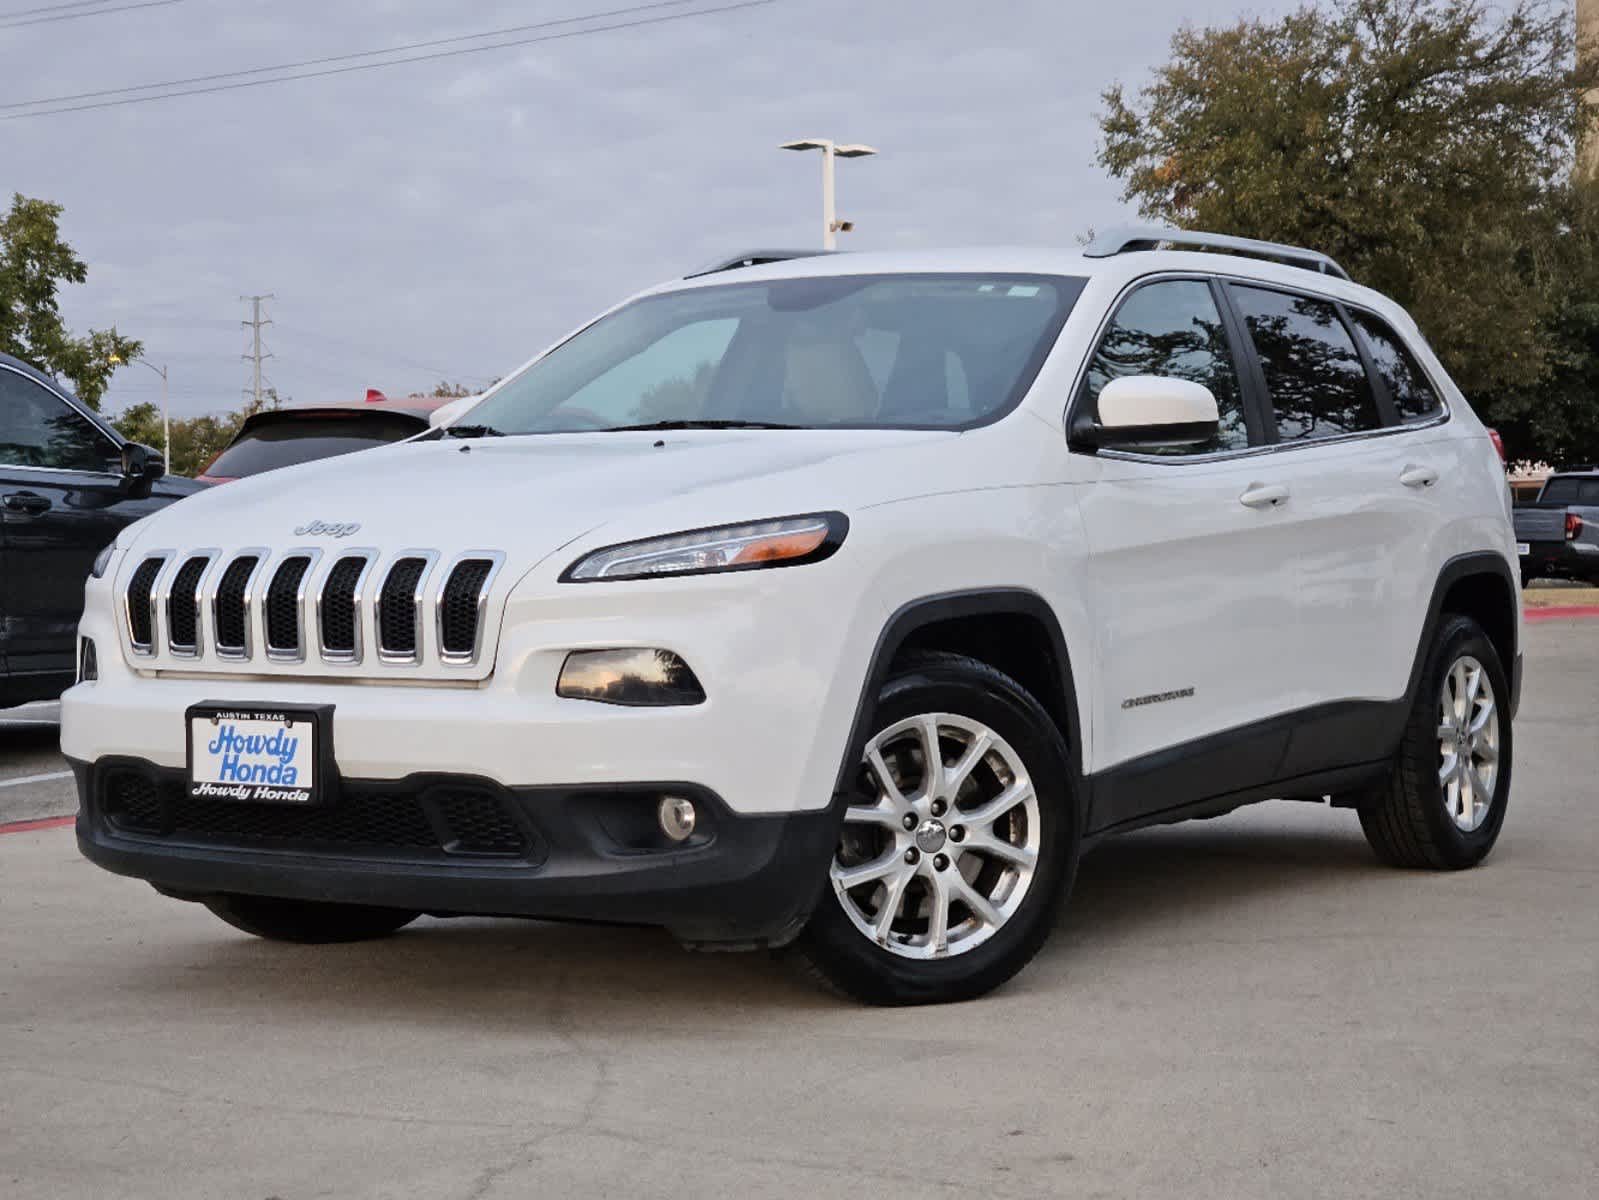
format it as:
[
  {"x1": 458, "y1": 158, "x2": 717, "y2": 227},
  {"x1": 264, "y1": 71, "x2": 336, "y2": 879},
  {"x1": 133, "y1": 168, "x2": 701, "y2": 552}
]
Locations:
[{"x1": 123, "y1": 428, "x2": 952, "y2": 564}]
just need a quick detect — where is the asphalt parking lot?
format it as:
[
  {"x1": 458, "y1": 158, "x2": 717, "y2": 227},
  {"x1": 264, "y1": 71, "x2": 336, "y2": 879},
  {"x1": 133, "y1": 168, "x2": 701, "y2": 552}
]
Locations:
[{"x1": 2, "y1": 621, "x2": 1596, "y2": 1200}]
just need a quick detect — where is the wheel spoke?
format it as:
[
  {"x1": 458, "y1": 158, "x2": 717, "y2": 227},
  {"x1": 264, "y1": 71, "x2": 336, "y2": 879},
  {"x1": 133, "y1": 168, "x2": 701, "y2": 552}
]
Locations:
[
  {"x1": 872, "y1": 869, "x2": 913, "y2": 944},
  {"x1": 844, "y1": 798, "x2": 902, "y2": 829},
  {"x1": 924, "y1": 868, "x2": 952, "y2": 956},
  {"x1": 962, "y1": 830, "x2": 1037, "y2": 870},
  {"x1": 1450, "y1": 660, "x2": 1469, "y2": 719},
  {"x1": 1469, "y1": 698, "x2": 1495, "y2": 737},
  {"x1": 1464, "y1": 664, "x2": 1482, "y2": 707},
  {"x1": 1438, "y1": 749, "x2": 1457, "y2": 785},
  {"x1": 865, "y1": 745, "x2": 907, "y2": 809},
  {"x1": 832, "y1": 851, "x2": 901, "y2": 893},
  {"x1": 917, "y1": 715, "x2": 945, "y2": 801},
  {"x1": 1474, "y1": 739, "x2": 1498, "y2": 764},
  {"x1": 949, "y1": 872, "x2": 1002, "y2": 929},
  {"x1": 945, "y1": 730, "x2": 993, "y2": 799},
  {"x1": 959, "y1": 780, "x2": 1032, "y2": 829}
]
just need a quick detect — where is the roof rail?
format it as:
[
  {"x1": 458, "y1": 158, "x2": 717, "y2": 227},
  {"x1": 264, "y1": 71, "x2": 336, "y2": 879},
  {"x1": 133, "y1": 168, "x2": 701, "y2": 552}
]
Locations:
[
  {"x1": 1082, "y1": 226, "x2": 1351, "y2": 281},
  {"x1": 683, "y1": 248, "x2": 835, "y2": 279}
]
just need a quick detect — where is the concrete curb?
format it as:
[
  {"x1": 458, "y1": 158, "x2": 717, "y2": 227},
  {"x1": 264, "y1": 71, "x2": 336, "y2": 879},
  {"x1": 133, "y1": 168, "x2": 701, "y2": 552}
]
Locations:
[
  {"x1": 0, "y1": 815, "x2": 74, "y2": 836},
  {"x1": 1524, "y1": 606, "x2": 1599, "y2": 621}
]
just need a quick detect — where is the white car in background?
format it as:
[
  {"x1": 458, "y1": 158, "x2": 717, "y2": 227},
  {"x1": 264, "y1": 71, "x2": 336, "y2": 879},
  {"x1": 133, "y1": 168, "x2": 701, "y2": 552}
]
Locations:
[{"x1": 64, "y1": 229, "x2": 1519, "y2": 1004}]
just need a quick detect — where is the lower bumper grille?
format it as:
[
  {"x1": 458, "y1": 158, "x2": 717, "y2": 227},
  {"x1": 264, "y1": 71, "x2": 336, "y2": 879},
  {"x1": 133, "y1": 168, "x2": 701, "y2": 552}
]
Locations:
[{"x1": 100, "y1": 767, "x2": 538, "y2": 860}]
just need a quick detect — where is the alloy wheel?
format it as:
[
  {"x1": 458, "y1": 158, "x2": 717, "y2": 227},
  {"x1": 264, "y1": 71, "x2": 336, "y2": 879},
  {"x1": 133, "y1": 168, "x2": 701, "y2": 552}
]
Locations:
[
  {"x1": 1437, "y1": 653, "x2": 1499, "y2": 833},
  {"x1": 830, "y1": 712, "x2": 1040, "y2": 959}
]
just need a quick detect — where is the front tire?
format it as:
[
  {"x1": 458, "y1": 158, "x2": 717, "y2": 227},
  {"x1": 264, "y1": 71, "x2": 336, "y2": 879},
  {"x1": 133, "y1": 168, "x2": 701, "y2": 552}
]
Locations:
[
  {"x1": 796, "y1": 652, "x2": 1079, "y2": 1005},
  {"x1": 203, "y1": 894, "x2": 420, "y2": 943},
  {"x1": 1357, "y1": 614, "x2": 1512, "y2": 870}
]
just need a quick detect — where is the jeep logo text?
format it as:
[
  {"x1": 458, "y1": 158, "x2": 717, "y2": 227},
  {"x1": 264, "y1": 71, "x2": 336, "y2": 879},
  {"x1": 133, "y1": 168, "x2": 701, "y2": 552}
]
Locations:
[{"x1": 293, "y1": 520, "x2": 361, "y2": 538}]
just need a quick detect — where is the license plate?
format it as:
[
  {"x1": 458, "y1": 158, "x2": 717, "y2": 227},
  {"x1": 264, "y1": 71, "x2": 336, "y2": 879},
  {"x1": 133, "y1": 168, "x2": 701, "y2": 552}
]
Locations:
[
  {"x1": 1516, "y1": 542, "x2": 1530, "y2": 555},
  {"x1": 186, "y1": 704, "x2": 328, "y2": 804}
]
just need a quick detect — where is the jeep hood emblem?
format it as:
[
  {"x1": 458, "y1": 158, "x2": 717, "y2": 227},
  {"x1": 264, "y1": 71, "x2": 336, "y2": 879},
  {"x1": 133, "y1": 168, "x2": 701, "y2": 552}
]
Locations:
[{"x1": 294, "y1": 520, "x2": 361, "y2": 538}]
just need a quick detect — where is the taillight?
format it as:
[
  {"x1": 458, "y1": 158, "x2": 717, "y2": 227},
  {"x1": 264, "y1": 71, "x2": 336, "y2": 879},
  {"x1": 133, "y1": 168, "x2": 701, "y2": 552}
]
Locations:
[
  {"x1": 1487, "y1": 428, "x2": 1506, "y2": 464},
  {"x1": 1567, "y1": 512, "x2": 1584, "y2": 541}
]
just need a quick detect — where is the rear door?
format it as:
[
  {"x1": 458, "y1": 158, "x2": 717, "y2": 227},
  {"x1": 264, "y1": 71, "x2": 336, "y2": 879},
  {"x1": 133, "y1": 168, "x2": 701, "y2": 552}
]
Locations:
[
  {"x1": 0, "y1": 364, "x2": 132, "y2": 680},
  {"x1": 1221, "y1": 283, "x2": 1445, "y2": 776},
  {"x1": 1072, "y1": 276, "x2": 1308, "y2": 826}
]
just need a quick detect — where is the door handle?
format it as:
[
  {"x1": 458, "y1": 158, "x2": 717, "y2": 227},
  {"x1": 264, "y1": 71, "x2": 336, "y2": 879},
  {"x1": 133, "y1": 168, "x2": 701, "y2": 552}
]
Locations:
[
  {"x1": 1239, "y1": 483, "x2": 1290, "y2": 510},
  {"x1": 1399, "y1": 464, "x2": 1439, "y2": 489},
  {"x1": 1, "y1": 490, "x2": 51, "y2": 515}
]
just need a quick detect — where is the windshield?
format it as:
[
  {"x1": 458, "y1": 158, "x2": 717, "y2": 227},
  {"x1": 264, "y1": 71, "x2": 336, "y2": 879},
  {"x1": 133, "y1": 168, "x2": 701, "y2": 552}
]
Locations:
[
  {"x1": 466, "y1": 273, "x2": 1082, "y2": 435},
  {"x1": 205, "y1": 414, "x2": 423, "y2": 477}
]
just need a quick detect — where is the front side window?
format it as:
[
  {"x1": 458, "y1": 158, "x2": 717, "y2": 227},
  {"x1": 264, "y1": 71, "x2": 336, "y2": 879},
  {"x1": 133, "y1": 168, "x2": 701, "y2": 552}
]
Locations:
[
  {"x1": 0, "y1": 368, "x2": 117, "y2": 472},
  {"x1": 1080, "y1": 279, "x2": 1249, "y2": 454},
  {"x1": 1230, "y1": 285, "x2": 1381, "y2": 442},
  {"x1": 1351, "y1": 311, "x2": 1442, "y2": 423},
  {"x1": 464, "y1": 274, "x2": 1081, "y2": 434}
]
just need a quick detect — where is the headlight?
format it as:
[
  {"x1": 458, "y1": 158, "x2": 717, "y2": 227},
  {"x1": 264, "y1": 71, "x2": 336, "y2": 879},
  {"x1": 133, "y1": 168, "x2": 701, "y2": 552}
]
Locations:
[
  {"x1": 90, "y1": 544, "x2": 118, "y2": 579},
  {"x1": 561, "y1": 513, "x2": 847, "y2": 582}
]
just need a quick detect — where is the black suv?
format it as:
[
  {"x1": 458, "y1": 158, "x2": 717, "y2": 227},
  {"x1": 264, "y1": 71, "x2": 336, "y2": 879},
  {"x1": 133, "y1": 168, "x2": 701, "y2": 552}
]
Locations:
[{"x1": 1, "y1": 352, "x2": 202, "y2": 707}]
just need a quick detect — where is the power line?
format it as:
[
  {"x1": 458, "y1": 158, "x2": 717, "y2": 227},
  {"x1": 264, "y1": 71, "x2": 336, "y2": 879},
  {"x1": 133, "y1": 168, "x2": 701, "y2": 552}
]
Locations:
[
  {"x1": 0, "y1": 0, "x2": 148, "y2": 17},
  {"x1": 0, "y1": 0, "x2": 179, "y2": 30},
  {"x1": 0, "y1": 1, "x2": 770, "y2": 118}
]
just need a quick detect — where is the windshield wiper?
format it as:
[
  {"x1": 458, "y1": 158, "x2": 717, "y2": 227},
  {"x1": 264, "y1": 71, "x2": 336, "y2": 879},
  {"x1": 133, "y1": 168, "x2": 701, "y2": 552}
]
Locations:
[
  {"x1": 600, "y1": 419, "x2": 803, "y2": 432},
  {"x1": 442, "y1": 424, "x2": 506, "y2": 439}
]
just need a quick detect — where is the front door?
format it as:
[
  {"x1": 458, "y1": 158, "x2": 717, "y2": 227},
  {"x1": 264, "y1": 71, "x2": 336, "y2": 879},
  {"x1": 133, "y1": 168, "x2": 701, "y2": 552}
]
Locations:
[
  {"x1": 0, "y1": 364, "x2": 133, "y2": 683},
  {"x1": 1071, "y1": 276, "x2": 1302, "y2": 829}
]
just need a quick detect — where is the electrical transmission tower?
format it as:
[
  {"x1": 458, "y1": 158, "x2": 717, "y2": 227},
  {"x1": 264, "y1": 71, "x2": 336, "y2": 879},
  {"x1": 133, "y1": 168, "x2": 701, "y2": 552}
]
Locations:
[{"x1": 240, "y1": 294, "x2": 276, "y2": 410}]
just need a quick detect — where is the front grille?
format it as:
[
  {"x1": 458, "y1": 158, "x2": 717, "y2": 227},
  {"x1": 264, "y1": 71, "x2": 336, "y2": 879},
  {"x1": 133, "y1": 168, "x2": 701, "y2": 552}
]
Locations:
[
  {"x1": 319, "y1": 555, "x2": 369, "y2": 658},
  {"x1": 213, "y1": 555, "x2": 259, "y2": 655},
  {"x1": 439, "y1": 558, "x2": 494, "y2": 658},
  {"x1": 100, "y1": 769, "x2": 536, "y2": 860},
  {"x1": 378, "y1": 557, "x2": 429, "y2": 659},
  {"x1": 265, "y1": 555, "x2": 312, "y2": 655},
  {"x1": 165, "y1": 554, "x2": 211, "y2": 653},
  {"x1": 125, "y1": 556, "x2": 166, "y2": 650},
  {"x1": 122, "y1": 548, "x2": 499, "y2": 668}
]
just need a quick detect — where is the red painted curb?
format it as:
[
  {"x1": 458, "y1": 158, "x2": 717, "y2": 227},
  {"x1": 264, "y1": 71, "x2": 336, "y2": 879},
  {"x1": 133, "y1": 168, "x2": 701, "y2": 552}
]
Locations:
[
  {"x1": 1525, "y1": 606, "x2": 1599, "y2": 621},
  {"x1": 0, "y1": 815, "x2": 74, "y2": 836}
]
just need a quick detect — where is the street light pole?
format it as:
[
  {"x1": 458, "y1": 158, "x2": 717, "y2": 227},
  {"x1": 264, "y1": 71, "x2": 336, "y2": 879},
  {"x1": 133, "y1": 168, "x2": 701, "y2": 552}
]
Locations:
[
  {"x1": 110, "y1": 355, "x2": 171, "y2": 471},
  {"x1": 780, "y1": 138, "x2": 878, "y2": 249}
]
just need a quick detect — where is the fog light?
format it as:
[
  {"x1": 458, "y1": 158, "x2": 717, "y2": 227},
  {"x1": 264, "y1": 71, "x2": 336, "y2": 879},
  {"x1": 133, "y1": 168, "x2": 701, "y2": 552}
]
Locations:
[
  {"x1": 556, "y1": 648, "x2": 705, "y2": 706},
  {"x1": 658, "y1": 795, "x2": 697, "y2": 842},
  {"x1": 78, "y1": 637, "x2": 98, "y2": 682}
]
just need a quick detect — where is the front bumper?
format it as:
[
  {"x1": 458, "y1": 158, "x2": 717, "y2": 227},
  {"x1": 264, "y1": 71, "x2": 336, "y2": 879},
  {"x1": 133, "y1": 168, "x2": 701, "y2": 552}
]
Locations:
[{"x1": 72, "y1": 758, "x2": 840, "y2": 947}]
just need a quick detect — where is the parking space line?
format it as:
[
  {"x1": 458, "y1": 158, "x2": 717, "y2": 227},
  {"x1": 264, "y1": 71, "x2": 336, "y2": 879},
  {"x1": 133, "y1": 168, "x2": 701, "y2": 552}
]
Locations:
[
  {"x1": 0, "y1": 771, "x2": 73, "y2": 789},
  {"x1": 0, "y1": 815, "x2": 74, "y2": 835}
]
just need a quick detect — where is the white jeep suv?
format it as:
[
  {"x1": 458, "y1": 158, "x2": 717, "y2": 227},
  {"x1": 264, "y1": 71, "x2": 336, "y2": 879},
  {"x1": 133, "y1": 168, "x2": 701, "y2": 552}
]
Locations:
[{"x1": 64, "y1": 229, "x2": 1520, "y2": 1004}]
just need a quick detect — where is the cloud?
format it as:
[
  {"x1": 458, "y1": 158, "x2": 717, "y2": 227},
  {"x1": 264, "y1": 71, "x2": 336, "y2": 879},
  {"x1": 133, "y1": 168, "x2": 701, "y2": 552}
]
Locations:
[{"x1": 4, "y1": 0, "x2": 1297, "y2": 415}]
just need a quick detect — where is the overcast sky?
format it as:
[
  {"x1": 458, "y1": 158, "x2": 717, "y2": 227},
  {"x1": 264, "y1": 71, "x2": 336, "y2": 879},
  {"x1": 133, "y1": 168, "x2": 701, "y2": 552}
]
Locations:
[{"x1": 4, "y1": 0, "x2": 1296, "y2": 419}]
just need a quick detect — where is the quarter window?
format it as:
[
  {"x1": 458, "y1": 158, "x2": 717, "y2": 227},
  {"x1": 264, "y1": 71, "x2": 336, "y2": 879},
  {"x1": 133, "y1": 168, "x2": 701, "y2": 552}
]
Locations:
[
  {"x1": 1081, "y1": 279, "x2": 1249, "y2": 454},
  {"x1": 1230, "y1": 285, "x2": 1381, "y2": 442},
  {"x1": 0, "y1": 368, "x2": 117, "y2": 472},
  {"x1": 1351, "y1": 311, "x2": 1442, "y2": 423}
]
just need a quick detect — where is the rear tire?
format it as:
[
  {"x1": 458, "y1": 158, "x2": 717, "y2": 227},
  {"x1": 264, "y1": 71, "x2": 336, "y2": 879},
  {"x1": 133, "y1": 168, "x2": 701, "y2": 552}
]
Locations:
[
  {"x1": 796, "y1": 651, "x2": 1079, "y2": 1005},
  {"x1": 203, "y1": 894, "x2": 419, "y2": 943},
  {"x1": 1356, "y1": 614, "x2": 1511, "y2": 870}
]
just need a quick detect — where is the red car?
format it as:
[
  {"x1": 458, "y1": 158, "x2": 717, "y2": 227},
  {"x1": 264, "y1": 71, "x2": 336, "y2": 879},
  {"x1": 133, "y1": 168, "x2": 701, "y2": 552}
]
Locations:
[{"x1": 196, "y1": 394, "x2": 454, "y2": 485}]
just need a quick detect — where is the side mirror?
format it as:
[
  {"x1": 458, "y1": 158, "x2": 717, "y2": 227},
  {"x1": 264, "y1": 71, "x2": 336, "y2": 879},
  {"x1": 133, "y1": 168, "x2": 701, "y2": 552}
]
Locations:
[
  {"x1": 429, "y1": 395, "x2": 479, "y2": 429},
  {"x1": 120, "y1": 442, "x2": 166, "y2": 483},
  {"x1": 1072, "y1": 376, "x2": 1220, "y2": 451}
]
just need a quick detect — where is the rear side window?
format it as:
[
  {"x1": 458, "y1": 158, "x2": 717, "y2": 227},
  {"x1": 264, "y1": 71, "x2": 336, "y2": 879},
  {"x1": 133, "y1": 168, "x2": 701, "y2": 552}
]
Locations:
[
  {"x1": 1541, "y1": 477, "x2": 1599, "y2": 505},
  {"x1": 205, "y1": 414, "x2": 422, "y2": 478},
  {"x1": 1230, "y1": 285, "x2": 1381, "y2": 442},
  {"x1": 1081, "y1": 279, "x2": 1249, "y2": 454},
  {"x1": 1351, "y1": 311, "x2": 1442, "y2": 422}
]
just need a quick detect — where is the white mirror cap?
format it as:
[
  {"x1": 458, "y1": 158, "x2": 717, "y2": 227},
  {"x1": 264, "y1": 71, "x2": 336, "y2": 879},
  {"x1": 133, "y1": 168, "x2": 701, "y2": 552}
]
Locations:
[
  {"x1": 1097, "y1": 375, "x2": 1219, "y2": 429},
  {"x1": 428, "y1": 394, "x2": 480, "y2": 428}
]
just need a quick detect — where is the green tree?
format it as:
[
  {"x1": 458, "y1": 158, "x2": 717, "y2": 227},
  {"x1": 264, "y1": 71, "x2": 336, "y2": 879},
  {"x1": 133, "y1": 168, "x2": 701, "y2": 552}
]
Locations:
[
  {"x1": 0, "y1": 194, "x2": 139, "y2": 409},
  {"x1": 1097, "y1": 0, "x2": 1599, "y2": 460}
]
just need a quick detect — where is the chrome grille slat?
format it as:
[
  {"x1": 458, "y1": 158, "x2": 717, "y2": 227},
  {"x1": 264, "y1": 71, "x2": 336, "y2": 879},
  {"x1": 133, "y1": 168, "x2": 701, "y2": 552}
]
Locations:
[{"x1": 121, "y1": 547, "x2": 498, "y2": 669}]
